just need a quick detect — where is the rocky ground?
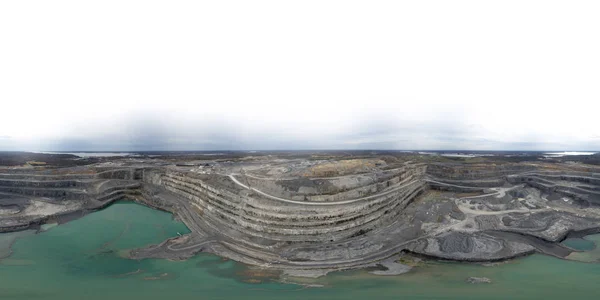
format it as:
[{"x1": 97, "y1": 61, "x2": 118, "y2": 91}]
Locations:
[{"x1": 1, "y1": 151, "x2": 600, "y2": 277}]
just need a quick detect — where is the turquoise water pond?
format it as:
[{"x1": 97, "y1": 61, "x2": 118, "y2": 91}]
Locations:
[{"x1": 1, "y1": 202, "x2": 600, "y2": 300}]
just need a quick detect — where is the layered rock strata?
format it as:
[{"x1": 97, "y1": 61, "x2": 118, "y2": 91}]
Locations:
[
  {"x1": 0, "y1": 170, "x2": 141, "y2": 232},
  {"x1": 2, "y1": 159, "x2": 600, "y2": 276}
]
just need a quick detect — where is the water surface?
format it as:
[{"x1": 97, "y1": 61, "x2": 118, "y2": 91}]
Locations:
[{"x1": 1, "y1": 202, "x2": 600, "y2": 299}]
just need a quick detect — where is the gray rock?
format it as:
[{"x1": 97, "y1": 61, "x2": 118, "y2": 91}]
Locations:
[{"x1": 466, "y1": 277, "x2": 492, "y2": 284}]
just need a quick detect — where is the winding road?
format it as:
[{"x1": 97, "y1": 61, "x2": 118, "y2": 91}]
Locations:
[{"x1": 228, "y1": 174, "x2": 420, "y2": 206}]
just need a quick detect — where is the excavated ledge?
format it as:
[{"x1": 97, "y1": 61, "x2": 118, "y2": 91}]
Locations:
[{"x1": 2, "y1": 156, "x2": 600, "y2": 277}]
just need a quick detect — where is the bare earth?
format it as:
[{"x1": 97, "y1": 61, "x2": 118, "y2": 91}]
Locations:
[{"x1": 2, "y1": 151, "x2": 600, "y2": 277}]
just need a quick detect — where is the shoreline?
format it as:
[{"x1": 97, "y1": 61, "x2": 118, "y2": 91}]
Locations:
[{"x1": 2, "y1": 153, "x2": 600, "y2": 276}]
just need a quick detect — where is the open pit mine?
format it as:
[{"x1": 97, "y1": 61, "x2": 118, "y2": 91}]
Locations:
[{"x1": 2, "y1": 152, "x2": 600, "y2": 277}]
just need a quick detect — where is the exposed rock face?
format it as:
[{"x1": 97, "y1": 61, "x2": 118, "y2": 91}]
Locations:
[
  {"x1": 2, "y1": 156, "x2": 600, "y2": 276},
  {"x1": 0, "y1": 169, "x2": 141, "y2": 232}
]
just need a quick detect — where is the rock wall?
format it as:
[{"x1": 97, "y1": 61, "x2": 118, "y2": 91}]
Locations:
[
  {"x1": 427, "y1": 163, "x2": 535, "y2": 180},
  {"x1": 142, "y1": 163, "x2": 428, "y2": 259}
]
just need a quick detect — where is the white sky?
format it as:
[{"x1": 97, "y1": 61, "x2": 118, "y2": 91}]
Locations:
[{"x1": 1, "y1": 1, "x2": 599, "y2": 151}]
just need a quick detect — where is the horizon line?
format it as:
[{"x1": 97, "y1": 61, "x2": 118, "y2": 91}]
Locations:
[{"x1": 3, "y1": 149, "x2": 598, "y2": 153}]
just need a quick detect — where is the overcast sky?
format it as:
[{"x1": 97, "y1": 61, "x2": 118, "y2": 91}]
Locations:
[{"x1": 1, "y1": 1, "x2": 599, "y2": 151}]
